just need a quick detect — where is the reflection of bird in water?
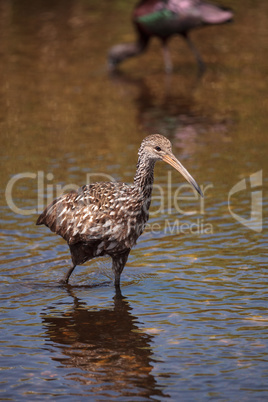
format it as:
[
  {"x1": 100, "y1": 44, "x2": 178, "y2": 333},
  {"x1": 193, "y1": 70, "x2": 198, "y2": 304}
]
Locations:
[
  {"x1": 109, "y1": 73, "x2": 233, "y2": 153},
  {"x1": 37, "y1": 134, "x2": 202, "y2": 287},
  {"x1": 108, "y1": 0, "x2": 233, "y2": 73},
  {"x1": 41, "y1": 288, "x2": 167, "y2": 399}
]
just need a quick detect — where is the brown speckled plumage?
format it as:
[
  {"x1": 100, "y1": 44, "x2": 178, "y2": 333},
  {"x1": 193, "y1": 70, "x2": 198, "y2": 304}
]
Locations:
[{"x1": 36, "y1": 134, "x2": 202, "y2": 287}]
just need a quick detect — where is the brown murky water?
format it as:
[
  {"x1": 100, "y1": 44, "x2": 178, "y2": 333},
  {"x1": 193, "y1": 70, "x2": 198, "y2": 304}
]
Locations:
[{"x1": 1, "y1": 1, "x2": 268, "y2": 400}]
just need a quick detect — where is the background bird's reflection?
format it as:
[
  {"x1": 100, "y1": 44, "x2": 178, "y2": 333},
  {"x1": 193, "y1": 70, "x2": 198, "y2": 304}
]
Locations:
[
  {"x1": 109, "y1": 71, "x2": 233, "y2": 156},
  {"x1": 41, "y1": 288, "x2": 168, "y2": 399}
]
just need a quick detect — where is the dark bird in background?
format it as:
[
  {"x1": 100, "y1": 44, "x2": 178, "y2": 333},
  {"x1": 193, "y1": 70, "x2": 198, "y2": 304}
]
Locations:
[
  {"x1": 108, "y1": 0, "x2": 233, "y2": 73},
  {"x1": 36, "y1": 134, "x2": 203, "y2": 287}
]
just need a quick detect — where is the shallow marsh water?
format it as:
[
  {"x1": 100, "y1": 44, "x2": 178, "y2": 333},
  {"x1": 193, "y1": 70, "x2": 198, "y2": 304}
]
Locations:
[{"x1": 1, "y1": 0, "x2": 268, "y2": 400}]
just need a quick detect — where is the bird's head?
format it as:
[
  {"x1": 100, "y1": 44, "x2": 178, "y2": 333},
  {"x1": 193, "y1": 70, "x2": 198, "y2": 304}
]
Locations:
[
  {"x1": 107, "y1": 44, "x2": 131, "y2": 72},
  {"x1": 140, "y1": 134, "x2": 203, "y2": 197},
  {"x1": 107, "y1": 43, "x2": 143, "y2": 72},
  {"x1": 107, "y1": 45, "x2": 122, "y2": 71}
]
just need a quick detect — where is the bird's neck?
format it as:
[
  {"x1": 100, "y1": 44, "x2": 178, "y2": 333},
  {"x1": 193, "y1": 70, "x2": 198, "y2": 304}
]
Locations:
[
  {"x1": 133, "y1": 154, "x2": 155, "y2": 201},
  {"x1": 120, "y1": 41, "x2": 145, "y2": 60},
  {"x1": 109, "y1": 37, "x2": 149, "y2": 65}
]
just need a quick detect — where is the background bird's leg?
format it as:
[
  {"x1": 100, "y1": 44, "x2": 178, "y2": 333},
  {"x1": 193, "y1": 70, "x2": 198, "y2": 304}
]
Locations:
[
  {"x1": 60, "y1": 263, "x2": 76, "y2": 284},
  {"x1": 182, "y1": 32, "x2": 206, "y2": 75},
  {"x1": 162, "y1": 40, "x2": 173, "y2": 73},
  {"x1": 112, "y1": 250, "x2": 130, "y2": 288}
]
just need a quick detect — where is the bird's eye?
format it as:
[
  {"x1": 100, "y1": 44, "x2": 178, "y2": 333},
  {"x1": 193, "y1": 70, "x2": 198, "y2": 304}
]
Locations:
[{"x1": 155, "y1": 146, "x2": 161, "y2": 152}]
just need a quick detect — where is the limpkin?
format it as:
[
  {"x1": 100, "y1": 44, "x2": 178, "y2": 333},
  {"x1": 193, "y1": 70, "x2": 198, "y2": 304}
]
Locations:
[
  {"x1": 36, "y1": 134, "x2": 202, "y2": 287},
  {"x1": 108, "y1": 0, "x2": 233, "y2": 73}
]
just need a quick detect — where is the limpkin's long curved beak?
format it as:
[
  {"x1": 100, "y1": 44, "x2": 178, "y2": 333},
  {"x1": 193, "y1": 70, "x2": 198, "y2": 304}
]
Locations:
[{"x1": 162, "y1": 153, "x2": 203, "y2": 197}]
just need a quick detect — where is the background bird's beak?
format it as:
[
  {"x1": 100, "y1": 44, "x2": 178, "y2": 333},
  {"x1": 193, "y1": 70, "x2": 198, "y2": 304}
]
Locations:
[{"x1": 162, "y1": 153, "x2": 203, "y2": 197}]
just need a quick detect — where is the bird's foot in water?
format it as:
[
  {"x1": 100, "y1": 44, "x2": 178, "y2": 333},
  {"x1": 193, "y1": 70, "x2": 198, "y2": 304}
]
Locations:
[{"x1": 58, "y1": 278, "x2": 69, "y2": 286}]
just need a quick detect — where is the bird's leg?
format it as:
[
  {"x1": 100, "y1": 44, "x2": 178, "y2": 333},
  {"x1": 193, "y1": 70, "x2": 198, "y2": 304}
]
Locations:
[
  {"x1": 182, "y1": 33, "x2": 206, "y2": 75},
  {"x1": 162, "y1": 41, "x2": 173, "y2": 73},
  {"x1": 112, "y1": 250, "x2": 130, "y2": 288},
  {"x1": 60, "y1": 263, "x2": 76, "y2": 284}
]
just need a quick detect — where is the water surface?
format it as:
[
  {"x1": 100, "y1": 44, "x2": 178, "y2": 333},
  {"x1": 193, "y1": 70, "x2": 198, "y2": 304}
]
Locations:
[{"x1": 1, "y1": 0, "x2": 268, "y2": 400}]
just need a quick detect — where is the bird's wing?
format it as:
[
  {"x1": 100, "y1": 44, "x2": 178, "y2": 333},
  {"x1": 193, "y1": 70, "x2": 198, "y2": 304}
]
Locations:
[{"x1": 36, "y1": 182, "x2": 144, "y2": 246}]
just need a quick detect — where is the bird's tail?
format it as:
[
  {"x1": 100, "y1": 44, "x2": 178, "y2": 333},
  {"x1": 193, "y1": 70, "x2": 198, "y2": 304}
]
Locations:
[{"x1": 199, "y1": 3, "x2": 233, "y2": 25}]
